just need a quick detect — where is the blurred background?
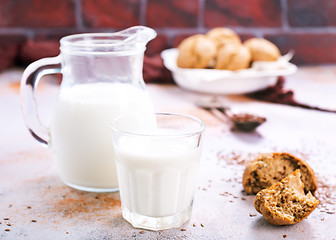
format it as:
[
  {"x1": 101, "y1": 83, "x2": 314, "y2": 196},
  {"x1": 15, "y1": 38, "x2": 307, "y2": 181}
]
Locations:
[{"x1": 0, "y1": 0, "x2": 336, "y2": 73}]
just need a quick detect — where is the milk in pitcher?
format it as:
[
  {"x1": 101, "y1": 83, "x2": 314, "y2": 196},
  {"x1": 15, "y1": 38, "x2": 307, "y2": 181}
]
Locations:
[{"x1": 50, "y1": 82, "x2": 155, "y2": 191}]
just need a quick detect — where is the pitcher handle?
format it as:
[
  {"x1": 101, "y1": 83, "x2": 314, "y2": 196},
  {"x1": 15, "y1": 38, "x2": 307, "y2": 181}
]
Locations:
[{"x1": 20, "y1": 56, "x2": 62, "y2": 146}]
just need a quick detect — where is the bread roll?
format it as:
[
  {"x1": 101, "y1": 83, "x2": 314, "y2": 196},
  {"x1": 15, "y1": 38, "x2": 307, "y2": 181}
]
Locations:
[
  {"x1": 215, "y1": 43, "x2": 251, "y2": 70},
  {"x1": 207, "y1": 28, "x2": 241, "y2": 49},
  {"x1": 177, "y1": 34, "x2": 217, "y2": 68},
  {"x1": 244, "y1": 38, "x2": 280, "y2": 61}
]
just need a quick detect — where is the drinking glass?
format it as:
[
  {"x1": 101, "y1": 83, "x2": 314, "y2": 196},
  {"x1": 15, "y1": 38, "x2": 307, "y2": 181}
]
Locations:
[{"x1": 111, "y1": 113, "x2": 205, "y2": 230}]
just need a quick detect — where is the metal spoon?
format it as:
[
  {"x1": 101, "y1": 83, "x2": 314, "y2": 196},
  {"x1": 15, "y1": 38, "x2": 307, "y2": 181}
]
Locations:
[{"x1": 195, "y1": 98, "x2": 266, "y2": 132}]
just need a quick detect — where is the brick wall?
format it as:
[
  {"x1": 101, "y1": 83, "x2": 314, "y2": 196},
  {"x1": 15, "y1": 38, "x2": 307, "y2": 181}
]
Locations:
[{"x1": 1, "y1": 0, "x2": 336, "y2": 71}]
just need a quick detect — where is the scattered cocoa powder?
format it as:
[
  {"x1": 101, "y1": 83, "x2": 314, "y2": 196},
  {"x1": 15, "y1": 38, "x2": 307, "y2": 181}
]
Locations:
[
  {"x1": 53, "y1": 190, "x2": 121, "y2": 218},
  {"x1": 216, "y1": 151, "x2": 248, "y2": 166},
  {"x1": 315, "y1": 175, "x2": 336, "y2": 215}
]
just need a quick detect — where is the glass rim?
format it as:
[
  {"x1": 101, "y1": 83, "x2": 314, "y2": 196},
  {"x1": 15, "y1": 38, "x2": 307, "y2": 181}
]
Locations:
[
  {"x1": 60, "y1": 32, "x2": 146, "y2": 56},
  {"x1": 111, "y1": 112, "x2": 206, "y2": 138}
]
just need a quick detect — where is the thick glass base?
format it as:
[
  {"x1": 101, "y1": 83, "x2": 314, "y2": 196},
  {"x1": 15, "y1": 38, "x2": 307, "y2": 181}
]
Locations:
[
  {"x1": 64, "y1": 181, "x2": 119, "y2": 193},
  {"x1": 122, "y1": 206, "x2": 192, "y2": 231}
]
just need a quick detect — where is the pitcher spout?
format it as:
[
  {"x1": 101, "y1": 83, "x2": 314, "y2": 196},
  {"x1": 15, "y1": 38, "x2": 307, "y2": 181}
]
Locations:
[{"x1": 119, "y1": 26, "x2": 157, "y2": 46}]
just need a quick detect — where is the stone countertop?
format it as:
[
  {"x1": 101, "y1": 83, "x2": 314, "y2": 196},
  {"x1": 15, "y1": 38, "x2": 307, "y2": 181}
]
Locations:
[{"x1": 0, "y1": 66, "x2": 336, "y2": 239}]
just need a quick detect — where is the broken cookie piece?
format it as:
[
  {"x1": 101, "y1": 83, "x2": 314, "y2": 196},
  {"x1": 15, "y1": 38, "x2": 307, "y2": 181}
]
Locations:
[
  {"x1": 254, "y1": 169, "x2": 319, "y2": 225},
  {"x1": 243, "y1": 152, "x2": 317, "y2": 195}
]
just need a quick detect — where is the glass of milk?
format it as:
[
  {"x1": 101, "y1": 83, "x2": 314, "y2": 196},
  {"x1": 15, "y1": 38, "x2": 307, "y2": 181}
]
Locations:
[
  {"x1": 111, "y1": 113, "x2": 205, "y2": 231},
  {"x1": 20, "y1": 26, "x2": 157, "y2": 192}
]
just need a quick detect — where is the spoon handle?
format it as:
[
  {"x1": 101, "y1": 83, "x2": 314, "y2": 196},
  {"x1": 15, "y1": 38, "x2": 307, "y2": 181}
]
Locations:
[{"x1": 200, "y1": 107, "x2": 228, "y2": 122}]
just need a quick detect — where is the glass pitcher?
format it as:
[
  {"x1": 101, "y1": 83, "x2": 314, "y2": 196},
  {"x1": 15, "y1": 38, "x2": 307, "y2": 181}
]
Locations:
[{"x1": 20, "y1": 26, "x2": 157, "y2": 192}]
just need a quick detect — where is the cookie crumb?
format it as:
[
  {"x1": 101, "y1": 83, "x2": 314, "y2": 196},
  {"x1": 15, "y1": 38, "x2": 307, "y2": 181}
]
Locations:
[
  {"x1": 27, "y1": 206, "x2": 31, "y2": 209},
  {"x1": 180, "y1": 228, "x2": 186, "y2": 231},
  {"x1": 193, "y1": 223, "x2": 196, "y2": 227},
  {"x1": 31, "y1": 220, "x2": 37, "y2": 223},
  {"x1": 139, "y1": 230, "x2": 145, "y2": 234},
  {"x1": 200, "y1": 223, "x2": 204, "y2": 227},
  {"x1": 326, "y1": 211, "x2": 335, "y2": 214},
  {"x1": 283, "y1": 234, "x2": 287, "y2": 238},
  {"x1": 241, "y1": 197, "x2": 246, "y2": 201},
  {"x1": 4, "y1": 229, "x2": 10, "y2": 232},
  {"x1": 321, "y1": 218, "x2": 325, "y2": 221},
  {"x1": 66, "y1": 232, "x2": 69, "y2": 234},
  {"x1": 249, "y1": 213, "x2": 257, "y2": 217},
  {"x1": 3, "y1": 218, "x2": 9, "y2": 220},
  {"x1": 6, "y1": 223, "x2": 11, "y2": 226}
]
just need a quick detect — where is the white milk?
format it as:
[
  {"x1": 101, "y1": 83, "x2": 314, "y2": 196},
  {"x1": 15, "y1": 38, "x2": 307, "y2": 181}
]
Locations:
[
  {"x1": 115, "y1": 135, "x2": 201, "y2": 217},
  {"x1": 49, "y1": 82, "x2": 155, "y2": 190}
]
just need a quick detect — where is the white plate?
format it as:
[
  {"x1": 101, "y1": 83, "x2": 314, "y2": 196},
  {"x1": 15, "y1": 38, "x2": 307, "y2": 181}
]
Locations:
[{"x1": 161, "y1": 48, "x2": 298, "y2": 94}]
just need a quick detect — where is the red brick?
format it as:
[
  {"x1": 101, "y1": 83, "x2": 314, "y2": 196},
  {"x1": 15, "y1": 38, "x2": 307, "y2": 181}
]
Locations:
[
  {"x1": 145, "y1": 34, "x2": 169, "y2": 56},
  {"x1": 0, "y1": 0, "x2": 76, "y2": 27},
  {"x1": 34, "y1": 31, "x2": 82, "y2": 41},
  {"x1": 82, "y1": 0, "x2": 140, "y2": 28},
  {"x1": 0, "y1": 35, "x2": 26, "y2": 71},
  {"x1": 19, "y1": 40, "x2": 60, "y2": 65},
  {"x1": 265, "y1": 33, "x2": 336, "y2": 64},
  {"x1": 288, "y1": 0, "x2": 336, "y2": 27},
  {"x1": 204, "y1": 0, "x2": 282, "y2": 27},
  {"x1": 146, "y1": 0, "x2": 199, "y2": 28}
]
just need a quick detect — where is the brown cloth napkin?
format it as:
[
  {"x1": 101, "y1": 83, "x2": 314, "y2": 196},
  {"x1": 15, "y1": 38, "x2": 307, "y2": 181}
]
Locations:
[
  {"x1": 247, "y1": 76, "x2": 336, "y2": 113},
  {"x1": 143, "y1": 55, "x2": 173, "y2": 84}
]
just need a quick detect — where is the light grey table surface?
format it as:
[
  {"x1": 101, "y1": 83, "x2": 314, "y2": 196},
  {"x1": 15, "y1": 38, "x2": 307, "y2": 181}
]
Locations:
[{"x1": 0, "y1": 66, "x2": 336, "y2": 239}]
